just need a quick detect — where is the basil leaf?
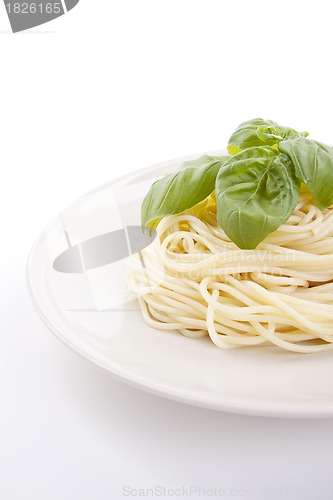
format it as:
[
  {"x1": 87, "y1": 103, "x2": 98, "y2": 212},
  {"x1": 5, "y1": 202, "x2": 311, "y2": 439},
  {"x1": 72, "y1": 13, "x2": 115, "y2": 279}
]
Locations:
[
  {"x1": 257, "y1": 125, "x2": 284, "y2": 145},
  {"x1": 216, "y1": 147, "x2": 300, "y2": 249},
  {"x1": 228, "y1": 118, "x2": 308, "y2": 155},
  {"x1": 279, "y1": 137, "x2": 333, "y2": 210},
  {"x1": 257, "y1": 125, "x2": 308, "y2": 144},
  {"x1": 227, "y1": 118, "x2": 276, "y2": 154},
  {"x1": 141, "y1": 155, "x2": 229, "y2": 227}
]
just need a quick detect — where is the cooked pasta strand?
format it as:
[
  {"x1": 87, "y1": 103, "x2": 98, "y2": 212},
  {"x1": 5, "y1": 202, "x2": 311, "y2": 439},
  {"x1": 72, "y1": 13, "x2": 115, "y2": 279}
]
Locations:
[{"x1": 129, "y1": 191, "x2": 333, "y2": 353}]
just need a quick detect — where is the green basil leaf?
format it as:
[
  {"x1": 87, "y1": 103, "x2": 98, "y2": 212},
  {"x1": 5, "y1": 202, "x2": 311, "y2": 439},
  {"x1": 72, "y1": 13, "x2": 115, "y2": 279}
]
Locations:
[
  {"x1": 228, "y1": 118, "x2": 308, "y2": 155},
  {"x1": 279, "y1": 137, "x2": 333, "y2": 210},
  {"x1": 227, "y1": 144, "x2": 243, "y2": 156},
  {"x1": 141, "y1": 155, "x2": 229, "y2": 227},
  {"x1": 216, "y1": 147, "x2": 300, "y2": 249},
  {"x1": 227, "y1": 118, "x2": 277, "y2": 154},
  {"x1": 257, "y1": 125, "x2": 284, "y2": 145}
]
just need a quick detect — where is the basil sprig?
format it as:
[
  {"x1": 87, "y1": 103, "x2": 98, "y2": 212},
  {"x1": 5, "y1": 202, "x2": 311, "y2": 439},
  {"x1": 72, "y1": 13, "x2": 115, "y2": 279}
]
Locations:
[{"x1": 141, "y1": 119, "x2": 333, "y2": 249}]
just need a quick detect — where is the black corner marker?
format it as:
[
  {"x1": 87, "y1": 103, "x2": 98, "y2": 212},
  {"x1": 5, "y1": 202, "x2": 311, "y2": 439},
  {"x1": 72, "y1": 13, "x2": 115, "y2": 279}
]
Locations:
[
  {"x1": 64, "y1": 0, "x2": 79, "y2": 12},
  {"x1": 4, "y1": 0, "x2": 80, "y2": 33}
]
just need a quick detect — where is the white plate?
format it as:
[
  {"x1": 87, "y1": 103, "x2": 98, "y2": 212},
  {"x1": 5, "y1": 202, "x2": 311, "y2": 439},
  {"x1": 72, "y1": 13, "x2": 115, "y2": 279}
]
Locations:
[{"x1": 27, "y1": 151, "x2": 333, "y2": 418}]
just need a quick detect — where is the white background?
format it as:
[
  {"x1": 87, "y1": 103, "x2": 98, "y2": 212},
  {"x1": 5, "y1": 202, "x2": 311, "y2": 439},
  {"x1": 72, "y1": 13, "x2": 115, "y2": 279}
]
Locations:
[{"x1": 1, "y1": 1, "x2": 333, "y2": 499}]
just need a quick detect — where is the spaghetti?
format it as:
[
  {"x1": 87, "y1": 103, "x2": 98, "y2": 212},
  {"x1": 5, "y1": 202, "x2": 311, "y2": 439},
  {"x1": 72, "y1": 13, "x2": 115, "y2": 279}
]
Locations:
[{"x1": 129, "y1": 188, "x2": 333, "y2": 352}]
